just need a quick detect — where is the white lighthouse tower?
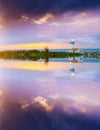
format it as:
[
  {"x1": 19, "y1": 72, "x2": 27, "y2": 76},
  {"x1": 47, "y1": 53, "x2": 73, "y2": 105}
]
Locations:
[
  {"x1": 69, "y1": 38, "x2": 76, "y2": 53},
  {"x1": 70, "y1": 38, "x2": 75, "y2": 49}
]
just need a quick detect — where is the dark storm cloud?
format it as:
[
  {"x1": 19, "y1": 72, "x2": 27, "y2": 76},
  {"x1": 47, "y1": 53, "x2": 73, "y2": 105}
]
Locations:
[{"x1": 1, "y1": 0, "x2": 100, "y2": 21}]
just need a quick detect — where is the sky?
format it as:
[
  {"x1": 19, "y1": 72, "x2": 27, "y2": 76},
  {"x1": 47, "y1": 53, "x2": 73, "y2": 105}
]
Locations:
[{"x1": 0, "y1": 0, "x2": 100, "y2": 49}]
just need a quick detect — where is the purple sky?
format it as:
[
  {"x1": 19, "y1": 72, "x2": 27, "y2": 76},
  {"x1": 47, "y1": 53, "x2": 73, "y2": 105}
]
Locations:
[{"x1": 0, "y1": 1, "x2": 100, "y2": 49}]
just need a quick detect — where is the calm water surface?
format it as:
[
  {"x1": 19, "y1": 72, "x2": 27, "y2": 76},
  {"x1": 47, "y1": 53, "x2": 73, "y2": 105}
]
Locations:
[{"x1": 0, "y1": 60, "x2": 100, "y2": 130}]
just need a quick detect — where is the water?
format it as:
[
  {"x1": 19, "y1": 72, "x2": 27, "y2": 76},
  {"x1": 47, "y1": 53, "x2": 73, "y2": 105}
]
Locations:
[
  {"x1": 42, "y1": 48, "x2": 100, "y2": 52},
  {"x1": 0, "y1": 59, "x2": 100, "y2": 130}
]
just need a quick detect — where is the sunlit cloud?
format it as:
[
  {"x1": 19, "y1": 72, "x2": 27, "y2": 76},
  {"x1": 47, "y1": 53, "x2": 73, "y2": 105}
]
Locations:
[
  {"x1": 19, "y1": 13, "x2": 54, "y2": 24},
  {"x1": 0, "y1": 10, "x2": 100, "y2": 48},
  {"x1": 21, "y1": 102, "x2": 30, "y2": 110},
  {"x1": 20, "y1": 15, "x2": 30, "y2": 22},
  {"x1": 32, "y1": 13, "x2": 54, "y2": 24},
  {"x1": 34, "y1": 96, "x2": 53, "y2": 111},
  {"x1": 21, "y1": 96, "x2": 54, "y2": 112},
  {"x1": 19, "y1": 11, "x2": 100, "y2": 27}
]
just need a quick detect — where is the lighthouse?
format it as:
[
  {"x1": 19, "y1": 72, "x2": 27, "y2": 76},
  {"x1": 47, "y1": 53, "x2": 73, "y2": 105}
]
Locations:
[
  {"x1": 69, "y1": 38, "x2": 76, "y2": 53},
  {"x1": 70, "y1": 38, "x2": 75, "y2": 49}
]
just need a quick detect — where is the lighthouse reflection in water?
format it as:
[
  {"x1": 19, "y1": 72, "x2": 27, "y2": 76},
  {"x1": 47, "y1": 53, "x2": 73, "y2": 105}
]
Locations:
[
  {"x1": 0, "y1": 58, "x2": 100, "y2": 130},
  {"x1": 69, "y1": 56, "x2": 84, "y2": 76}
]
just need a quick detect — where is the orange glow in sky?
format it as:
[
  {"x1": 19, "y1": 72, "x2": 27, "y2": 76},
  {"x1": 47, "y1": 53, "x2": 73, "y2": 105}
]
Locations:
[
  {"x1": 0, "y1": 43, "x2": 69, "y2": 50},
  {"x1": 0, "y1": 24, "x2": 3, "y2": 29},
  {"x1": 0, "y1": 90, "x2": 3, "y2": 96}
]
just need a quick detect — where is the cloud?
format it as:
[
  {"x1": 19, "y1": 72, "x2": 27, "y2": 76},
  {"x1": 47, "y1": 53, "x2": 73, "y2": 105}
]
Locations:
[
  {"x1": 1, "y1": 0, "x2": 100, "y2": 22},
  {"x1": 33, "y1": 96, "x2": 53, "y2": 111},
  {"x1": 50, "y1": 22, "x2": 59, "y2": 26},
  {"x1": 2, "y1": 96, "x2": 100, "y2": 130},
  {"x1": 0, "y1": 2, "x2": 100, "y2": 47},
  {"x1": 21, "y1": 96, "x2": 54, "y2": 112},
  {"x1": 32, "y1": 13, "x2": 54, "y2": 24},
  {"x1": 19, "y1": 13, "x2": 54, "y2": 25},
  {"x1": 20, "y1": 15, "x2": 30, "y2": 22}
]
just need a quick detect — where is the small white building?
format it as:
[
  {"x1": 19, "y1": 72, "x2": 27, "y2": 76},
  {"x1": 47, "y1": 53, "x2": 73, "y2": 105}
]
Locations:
[{"x1": 69, "y1": 48, "x2": 84, "y2": 53}]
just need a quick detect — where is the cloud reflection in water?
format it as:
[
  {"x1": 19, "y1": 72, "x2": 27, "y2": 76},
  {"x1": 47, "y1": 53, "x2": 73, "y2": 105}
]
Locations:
[{"x1": 0, "y1": 61, "x2": 100, "y2": 130}]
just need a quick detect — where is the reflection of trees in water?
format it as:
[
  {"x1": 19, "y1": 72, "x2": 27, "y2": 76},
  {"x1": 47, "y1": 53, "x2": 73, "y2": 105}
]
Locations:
[
  {"x1": 45, "y1": 58, "x2": 49, "y2": 65},
  {"x1": 0, "y1": 50, "x2": 83, "y2": 61},
  {"x1": 44, "y1": 47, "x2": 49, "y2": 65},
  {"x1": 0, "y1": 50, "x2": 100, "y2": 64}
]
